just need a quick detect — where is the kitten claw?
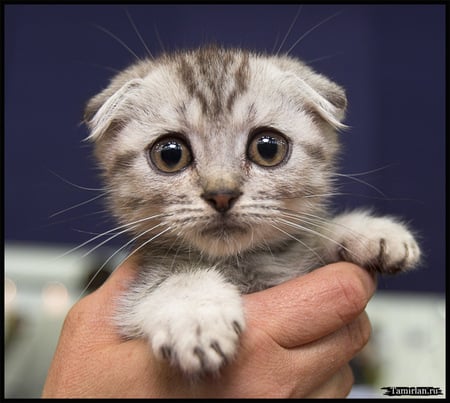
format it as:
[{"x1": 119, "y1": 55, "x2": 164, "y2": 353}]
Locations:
[
  {"x1": 160, "y1": 345, "x2": 173, "y2": 360},
  {"x1": 135, "y1": 271, "x2": 246, "y2": 376},
  {"x1": 377, "y1": 238, "x2": 387, "y2": 261},
  {"x1": 210, "y1": 341, "x2": 228, "y2": 364},
  {"x1": 232, "y1": 320, "x2": 243, "y2": 335},
  {"x1": 330, "y1": 212, "x2": 421, "y2": 275},
  {"x1": 193, "y1": 347, "x2": 207, "y2": 371}
]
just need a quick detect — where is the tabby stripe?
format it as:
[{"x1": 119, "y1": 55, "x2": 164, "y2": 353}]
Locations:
[
  {"x1": 110, "y1": 150, "x2": 139, "y2": 176},
  {"x1": 301, "y1": 142, "x2": 327, "y2": 163}
]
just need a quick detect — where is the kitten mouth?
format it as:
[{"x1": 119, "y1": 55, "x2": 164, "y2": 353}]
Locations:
[
  {"x1": 192, "y1": 216, "x2": 255, "y2": 257},
  {"x1": 200, "y1": 220, "x2": 248, "y2": 238}
]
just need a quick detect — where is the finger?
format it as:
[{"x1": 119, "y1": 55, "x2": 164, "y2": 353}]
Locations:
[
  {"x1": 285, "y1": 311, "x2": 371, "y2": 395},
  {"x1": 301, "y1": 363, "x2": 354, "y2": 398},
  {"x1": 96, "y1": 256, "x2": 139, "y2": 297},
  {"x1": 212, "y1": 312, "x2": 369, "y2": 398},
  {"x1": 243, "y1": 262, "x2": 376, "y2": 348},
  {"x1": 63, "y1": 259, "x2": 139, "y2": 343}
]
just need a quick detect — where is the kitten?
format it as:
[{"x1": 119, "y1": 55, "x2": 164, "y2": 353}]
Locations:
[{"x1": 84, "y1": 45, "x2": 420, "y2": 376}]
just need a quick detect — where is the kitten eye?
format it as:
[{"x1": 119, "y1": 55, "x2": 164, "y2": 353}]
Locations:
[
  {"x1": 149, "y1": 136, "x2": 192, "y2": 173},
  {"x1": 247, "y1": 130, "x2": 289, "y2": 167}
]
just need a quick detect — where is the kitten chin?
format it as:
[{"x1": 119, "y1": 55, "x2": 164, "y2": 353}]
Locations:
[
  {"x1": 192, "y1": 228, "x2": 253, "y2": 258},
  {"x1": 193, "y1": 215, "x2": 253, "y2": 257}
]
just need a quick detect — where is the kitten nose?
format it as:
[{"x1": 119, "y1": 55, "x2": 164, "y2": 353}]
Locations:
[{"x1": 201, "y1": 190, "x2": 242, "y2": 213}]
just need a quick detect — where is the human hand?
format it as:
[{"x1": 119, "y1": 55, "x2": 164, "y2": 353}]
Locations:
[{"x1": 42, "y1": 261, "x2": 375, "y2": 398}]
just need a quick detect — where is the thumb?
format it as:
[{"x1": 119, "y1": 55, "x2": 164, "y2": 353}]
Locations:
[
  {"x1": 243, "y1": 262, "x2": 376, "y2": 349},
  {"x1": 66, "y1": 258, "x2": 139, "y2": 342},
  {"x1": 95, "y1": 257, "x2": 139, "y2": 302}
]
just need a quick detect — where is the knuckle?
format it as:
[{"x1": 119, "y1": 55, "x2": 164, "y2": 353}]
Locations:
[
  {"x1": 340, "y1": 364, "x2": 355, "y2": 397},
  {"x1": 61, "y1": 304, "x2": 83, "y2": 333},
  {"x1": 334, "y1": 269, "x2": 370, "y2": 322},
  {"x1": 346, "y1": 312, "x2": 372, "y2": 354},
  {"x1": 61, "y1": 295, "x2": 92, "y2": 333}
]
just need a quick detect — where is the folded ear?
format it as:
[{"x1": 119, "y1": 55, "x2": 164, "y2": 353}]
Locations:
[
  {"x1": 274, "y1": 57, "x2": 348, "y2": 130},
  {"x1": 83, "y1": 78, "x2": 144, "y2": 142},
  {"x1": 306, "y1": 71, "x2": 348, "y2": 130},
  {"x1": 299, "y1": 74, "x2": 348, "y2": 130}
]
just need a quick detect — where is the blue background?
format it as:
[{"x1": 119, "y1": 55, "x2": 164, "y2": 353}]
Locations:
[{"x1": 4, "y1": 4, "x2": 445, "y2": 293}]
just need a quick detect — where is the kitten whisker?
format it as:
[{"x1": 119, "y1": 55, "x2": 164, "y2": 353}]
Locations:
[
  {"x1": 280, "y1": 211, "x2": 331, "y2": 230},
  {"x1": 53, "y1": 213, "x2": 168, "y2": 261},
  {"x1": 279, "y1": 209, "x2": 376, "y2": 258},
  {"x1": 121, "y1": 227, "x2": 174, "y2": 269},
  {"x1": 284, "y1": 11, "x2": 341, "y2": 56},
  {"x1": 79, "y1": 223, "x2": 141, "y2": 259},
  {"x1": 302, "y1": 192, "x2": 349, "y2": 198},
  {"x1": 41, "y1": 209, "x2": 109, "y2": 229},
  {"x1": 91, "y1": 23, "x2": 142, "y2": 61},
  {"x1": 48, "y1": 169, "x2": 106, "y2": 192},
  {"x1": 153, "y1": 24, "x2": 166, "y2": 54},
  {"x1": 49, "y1": 193, "x2": 107, "y2": 218},
  {"x1": 269, "y1": 190, "x2": 410, "y2": 203},
  {"x1": 260, "y1": 236, "x2": 276, "y2": 261},
  {"x1": 305, "y1": 52, "x2": 343, "y2": 65},
  {"x1": 71, "y1": 227, "x2": 118, "y2": 236},
  {"x1": 279, "y1": 212, "x2": 353, "y2": 244},
  {"x1": 336, "y1": 163, "x2": 396, "y2": 178},
  {"x1": 78, "y1": 223, "x2": 171, "y2": 299},
  {"x1": 124, "y1": 7, "x2": 154, "y2": 59},
  {"x1": 276, "y1": 217, "x2": 357, "y2": 262},
  {"x1": 334, "y1": 173, "x2": 386, "y2": 197},
  {"x1": 269, "y1": 222, "x2": 326, "y2": 265},
  {"x1": 169, "y1": 235, "x2": 188, "y2": 272},
  {"x1": 84, "y1": 62, "x2": 121, "y2": 74},
  {"x1": 271, "y1": 31, "x2": 280, "y2": 55},
  {"x1": 275, "y1": 5, "x2": 303, "y2": 56}
]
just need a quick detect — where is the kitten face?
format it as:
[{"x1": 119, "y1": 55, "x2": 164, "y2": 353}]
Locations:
[
  {"x1": 83, "y1": 46, "x2": 421, "y2": 377},
  {"x1": 85, "y1": 46, "x2": 346, "y2": 258}
]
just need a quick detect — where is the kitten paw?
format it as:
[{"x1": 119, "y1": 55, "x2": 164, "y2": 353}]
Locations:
[
  {"x1": 151, "y1": 307, "x2": 243, "y2": 375},
  {"x1": 140, "y1": 270, "x2": 245, "y2": 376},
  {"x1": 330, "y1": 211, "x2": 421, "y2": 274}
]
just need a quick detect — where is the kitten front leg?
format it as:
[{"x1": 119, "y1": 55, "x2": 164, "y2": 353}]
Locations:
[
  {"x1": 117, "y1": 268, "x2": 245, "y2": 376},
  {"x1": 323, "y1": 210, "x2": 421, "y2": 274}
]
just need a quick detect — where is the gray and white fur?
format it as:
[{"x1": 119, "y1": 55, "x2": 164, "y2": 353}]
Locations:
[{"x1": 84, "y1": 46, "x2": 420, "y2": 376}]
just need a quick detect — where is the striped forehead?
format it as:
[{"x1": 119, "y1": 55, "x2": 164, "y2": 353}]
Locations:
[{"x1": 175, "y1": 48, "x2": 250, "y2": 120}]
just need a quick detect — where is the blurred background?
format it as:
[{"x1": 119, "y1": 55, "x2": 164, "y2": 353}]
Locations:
[{"x1": 5, "y1": 4, "x2": 445, "y2": 398}]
